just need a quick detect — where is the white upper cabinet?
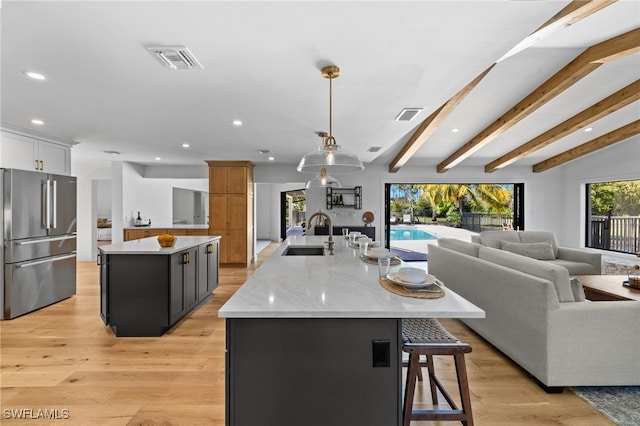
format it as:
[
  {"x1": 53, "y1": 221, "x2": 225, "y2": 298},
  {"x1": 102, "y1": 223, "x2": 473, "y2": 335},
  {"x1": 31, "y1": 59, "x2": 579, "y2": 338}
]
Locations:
[{"x1": 0, "y1": 130, "x2": 71, "y2": 175}]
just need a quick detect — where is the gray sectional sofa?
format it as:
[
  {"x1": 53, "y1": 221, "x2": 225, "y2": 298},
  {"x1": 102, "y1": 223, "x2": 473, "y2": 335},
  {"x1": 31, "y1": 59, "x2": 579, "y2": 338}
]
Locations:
[
  {"x1": 470, "y1": 230, "x2": 601, "y2": 275},
  {"x1": 429, "y1": 237, "x2": 640, "y2": 390}
]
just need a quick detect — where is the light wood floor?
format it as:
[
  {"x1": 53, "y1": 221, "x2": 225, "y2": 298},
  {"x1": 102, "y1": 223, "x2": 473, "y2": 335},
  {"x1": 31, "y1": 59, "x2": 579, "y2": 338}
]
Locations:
[{"x1": 1, "y1": 243, "x2": 612, "y2": 425}]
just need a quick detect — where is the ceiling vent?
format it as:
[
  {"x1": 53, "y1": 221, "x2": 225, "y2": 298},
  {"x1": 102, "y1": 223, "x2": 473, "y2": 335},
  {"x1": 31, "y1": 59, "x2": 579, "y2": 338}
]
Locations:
[
  {"x1": 395, "y1": 108, "x2": 423, "y2": 122},
  {"x1": 146, "y1": 46, "x2": 203, "y2": 70},
  {"x1": 367, "y1": 146, "x2": 383, "y2": 153}
]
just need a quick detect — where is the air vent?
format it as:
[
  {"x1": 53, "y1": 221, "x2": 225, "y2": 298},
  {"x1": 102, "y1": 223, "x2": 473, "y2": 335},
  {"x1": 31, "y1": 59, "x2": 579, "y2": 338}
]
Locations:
[
  {"x1": 367, "y1": 146, "x2": 383, "y2": 153},
  {"x1": 146, "y1": 46, "x2": 203, "y2": 70},
  {"x1": 395, "y1": 108, "x2": 423, "y2": 122},
  {"x1": 104, "y1": 150, "x2": 121, "y2": 155},
  {"x1": 257, "y1": 149, "x2": 272, "y2": 154}
]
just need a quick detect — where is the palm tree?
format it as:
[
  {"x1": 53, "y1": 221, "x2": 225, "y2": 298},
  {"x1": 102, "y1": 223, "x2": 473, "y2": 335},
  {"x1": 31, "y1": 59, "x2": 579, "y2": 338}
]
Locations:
[
  {"x1": 438, "y1": 184, "x2": 510, "y2": 214},
  {"x1": 418, "y1": 184, "x2": 444, "y2": 221}
]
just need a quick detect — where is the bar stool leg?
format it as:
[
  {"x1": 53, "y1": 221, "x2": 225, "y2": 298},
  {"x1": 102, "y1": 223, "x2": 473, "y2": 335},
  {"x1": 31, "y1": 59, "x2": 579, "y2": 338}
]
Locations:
[
  {"x1": 426, "y1": 354, "x2": 439, "y2": 405},
  {"x1": 454, "y1": 353, "x2": 474, "y2": 426},
  {"x1": 403, "y1": 352, "x2": 420, "y2": 426}
]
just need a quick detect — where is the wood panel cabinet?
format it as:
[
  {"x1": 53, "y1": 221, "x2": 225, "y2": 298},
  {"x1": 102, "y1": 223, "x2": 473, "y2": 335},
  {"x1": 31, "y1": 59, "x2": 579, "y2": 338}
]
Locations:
[
  {"x1": 207, "y1": 161, "x2": 254, "y2": 266},
  {"x1": 1, "y1": 130, "x2": 71, "y2": 175}
]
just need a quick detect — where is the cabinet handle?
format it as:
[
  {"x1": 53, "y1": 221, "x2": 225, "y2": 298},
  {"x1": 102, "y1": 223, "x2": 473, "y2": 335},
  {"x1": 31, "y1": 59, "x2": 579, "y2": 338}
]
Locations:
[
  {"x1": 206, "y1": 243, "x2": 213, "y2": 254},
  {"x1": 35, "y1": 159, "x2": 39, "y2": 170}
]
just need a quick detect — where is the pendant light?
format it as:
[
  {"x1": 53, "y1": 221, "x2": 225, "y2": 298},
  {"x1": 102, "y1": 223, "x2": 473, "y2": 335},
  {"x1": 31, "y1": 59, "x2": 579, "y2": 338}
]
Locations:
[
  {"x1": 297, "y1": 65, "x2": 365, "y2": 176},
  {"x1": 305, "y1": 132, "x2": 341, "y2": 189}
]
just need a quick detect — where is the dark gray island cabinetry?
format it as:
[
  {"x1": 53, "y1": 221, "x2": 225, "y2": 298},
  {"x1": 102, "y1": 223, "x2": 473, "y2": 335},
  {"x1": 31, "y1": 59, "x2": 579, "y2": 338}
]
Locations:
[{"x1": 99, "y1": 236, "x2": 220, "y2": 337}]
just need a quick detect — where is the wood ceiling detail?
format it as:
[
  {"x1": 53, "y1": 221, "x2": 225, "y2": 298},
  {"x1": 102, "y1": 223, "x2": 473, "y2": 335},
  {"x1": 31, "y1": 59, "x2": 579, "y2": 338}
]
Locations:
[
  {"x1": 484, "y1": 79, "x2": 640, "y2": 172},
  {"x1": 436, "y1": 26, "x2": 640, "y2": 173},
  {"x1": 388, "y1": 65, "x2": 494, "y2": 173},
  {"x1": 532, "y1": 119, "x2": 640, "y2": 173}
]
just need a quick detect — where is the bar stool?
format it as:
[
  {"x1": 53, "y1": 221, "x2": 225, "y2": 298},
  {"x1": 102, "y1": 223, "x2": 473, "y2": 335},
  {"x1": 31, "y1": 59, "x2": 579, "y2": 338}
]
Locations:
[{"x1": 402, "y1": 318, "x2": 474, "y2": 426}]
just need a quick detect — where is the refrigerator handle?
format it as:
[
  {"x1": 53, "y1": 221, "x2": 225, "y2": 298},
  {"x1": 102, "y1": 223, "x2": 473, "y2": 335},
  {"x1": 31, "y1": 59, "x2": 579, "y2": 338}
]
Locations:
[
  {"x1": 16, "y1": 253, "x2": 76, "y2": 268},
  {"x1": 42, "y1": 180, "x2": 50, "y2": 229},
  {"x1": 52, "y1": 180, "x2": 57, "y2": 228}
]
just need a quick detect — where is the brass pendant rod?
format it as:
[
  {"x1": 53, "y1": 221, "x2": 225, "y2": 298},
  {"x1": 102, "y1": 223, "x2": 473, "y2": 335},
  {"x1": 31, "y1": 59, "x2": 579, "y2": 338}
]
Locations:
[{"x1": 329, "y1": 75, "x2": 333, "y2": 141}]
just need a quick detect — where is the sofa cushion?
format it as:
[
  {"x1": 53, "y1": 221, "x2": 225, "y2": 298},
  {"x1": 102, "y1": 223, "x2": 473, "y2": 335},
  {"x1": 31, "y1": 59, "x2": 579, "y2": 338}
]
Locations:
[
  {"x1": 501, "y1": 241, "x2": 555, "y2": 260},
  {"x1": 437, "y1": 238, "x2": 482, "y2": 257},
  {"x1": 570, "y1": 277, "x2": 586, "y2": 302},
  {"x1": 518, "y1": 231, "x2": 559, "y2": 258},
  {"x1": 478, "y1": 246, "x2": 575, "y2": 302},
  {"x1": 479, "y1": 231, "x2": 519, "y2": 249}
]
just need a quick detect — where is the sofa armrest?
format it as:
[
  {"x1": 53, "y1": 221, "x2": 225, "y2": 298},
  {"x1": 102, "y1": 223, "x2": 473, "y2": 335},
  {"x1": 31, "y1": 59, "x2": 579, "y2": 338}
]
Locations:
[
  {"x1": 557, "y1": 247, "x2": 602, "y2": 274},
  {"x1": 546, "y1": 301, "x2": 640, "y2": 385}
]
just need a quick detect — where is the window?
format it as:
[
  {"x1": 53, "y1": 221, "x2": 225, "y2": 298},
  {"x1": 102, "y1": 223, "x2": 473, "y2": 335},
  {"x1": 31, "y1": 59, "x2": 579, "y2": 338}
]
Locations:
[
  {"x1": 384, "y1": 183, "x2": 523, "y2": 254},
  {"x1": 586, "y1": 179, "x2": 640, "y2": 254}
]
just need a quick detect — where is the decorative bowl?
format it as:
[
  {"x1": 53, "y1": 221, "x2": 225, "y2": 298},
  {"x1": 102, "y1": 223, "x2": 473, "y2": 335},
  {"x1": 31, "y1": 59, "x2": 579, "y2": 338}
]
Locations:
[
  {"x1": 368, "y1": 248, "x2": 390, "y2": 259},
  {"x1": 398, "y1": 267, "x2": 427, "y2": 284},
  {"x1": 157, "y1": 234, "x2": 176, "y2": 247}
]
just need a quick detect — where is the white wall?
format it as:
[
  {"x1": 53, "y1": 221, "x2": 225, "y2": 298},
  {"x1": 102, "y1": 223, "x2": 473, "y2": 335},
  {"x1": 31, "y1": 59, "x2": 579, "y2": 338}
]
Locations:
[{"x1": 96, "y1": 180, "x2": 111, "y2": 218}]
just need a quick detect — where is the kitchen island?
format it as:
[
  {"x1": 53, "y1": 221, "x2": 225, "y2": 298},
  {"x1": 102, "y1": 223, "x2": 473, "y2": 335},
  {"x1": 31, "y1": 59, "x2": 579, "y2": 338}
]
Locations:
[
  {"x1": 219, "y1": 235, "x2": 484, "y2": 426},
  {"x1": 99, "y1": 236, "x2": 220, "y2": 337}
]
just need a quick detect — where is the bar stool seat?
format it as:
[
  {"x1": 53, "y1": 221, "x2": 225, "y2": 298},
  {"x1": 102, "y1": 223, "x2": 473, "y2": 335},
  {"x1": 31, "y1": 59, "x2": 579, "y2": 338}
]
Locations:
[{"x1": 402, "y1": 318, "x2": 474, "y2": 426}]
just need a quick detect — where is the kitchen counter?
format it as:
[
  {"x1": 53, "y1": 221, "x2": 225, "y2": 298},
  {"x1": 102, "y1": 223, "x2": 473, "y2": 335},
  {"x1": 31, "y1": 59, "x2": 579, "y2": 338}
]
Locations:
[
  {"x1": 219, "y1": 235, "x2": 484, "y2": 319},
  {"x1": 100, "y1": 235, "x2": 220, "y2": 255},
  {"x1": 221, "y1": 235, "x2": 484, "y2": 426}
]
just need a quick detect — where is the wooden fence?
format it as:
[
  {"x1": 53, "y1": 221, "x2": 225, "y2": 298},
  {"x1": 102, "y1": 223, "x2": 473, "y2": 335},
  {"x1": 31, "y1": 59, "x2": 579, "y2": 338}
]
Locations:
[
  {"x1": 589, "y1": 216, "x2": 639, "y2": 254},
  {"x1": 460, "y1": 213, "x2": 514, "y2": 233}
]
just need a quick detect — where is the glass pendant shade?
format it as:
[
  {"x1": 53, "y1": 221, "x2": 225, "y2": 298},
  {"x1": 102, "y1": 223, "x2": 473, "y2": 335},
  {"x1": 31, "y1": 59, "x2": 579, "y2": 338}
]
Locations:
[
  {"x1": 305, "y1": 173, "x2": 341, "y2": 189},
  {"x1": 297, "y1": 144, "x2": 364, "y2": 175}
]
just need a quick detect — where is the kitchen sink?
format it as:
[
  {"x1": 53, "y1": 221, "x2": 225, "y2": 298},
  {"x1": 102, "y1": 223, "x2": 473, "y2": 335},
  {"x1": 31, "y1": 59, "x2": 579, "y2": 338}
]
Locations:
[{"x1": 281, "y1": 245, "x2": 325, "y2": 256}]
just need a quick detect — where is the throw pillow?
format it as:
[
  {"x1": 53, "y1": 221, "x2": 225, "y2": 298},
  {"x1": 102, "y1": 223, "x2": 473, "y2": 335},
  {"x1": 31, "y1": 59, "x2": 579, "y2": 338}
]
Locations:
[
  {"x1": 501, "y1": 241, "x2": 556, "y2": 260},
  {"x1": 570, "y1": 277, "x2": 586, "y2": 302}
]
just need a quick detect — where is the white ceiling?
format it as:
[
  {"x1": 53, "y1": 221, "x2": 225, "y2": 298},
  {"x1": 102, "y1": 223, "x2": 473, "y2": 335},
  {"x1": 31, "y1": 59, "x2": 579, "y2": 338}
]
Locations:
[{"x1": 2, "y1": 1, "x2": 639, "y2": 172}]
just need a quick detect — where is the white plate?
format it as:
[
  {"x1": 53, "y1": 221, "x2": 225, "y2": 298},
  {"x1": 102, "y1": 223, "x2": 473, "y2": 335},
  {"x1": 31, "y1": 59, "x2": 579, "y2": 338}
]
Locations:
[
  {"x1": 365, "y1": 249, "x2": 390, "y2": 259},
  {"x1": 387, "y1": 272, "x2": 437, "y2": 289}
]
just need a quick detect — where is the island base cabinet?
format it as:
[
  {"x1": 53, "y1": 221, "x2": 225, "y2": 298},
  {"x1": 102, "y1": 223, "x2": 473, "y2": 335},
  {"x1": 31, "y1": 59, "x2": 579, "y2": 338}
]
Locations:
[
  {"x1": 100, "y1": 240, "x2": 219, "y2": 337},
  {"x1": 226, "y1": 318, "x2": 401, "y2": 426},
  {"x1": 109, "y1": 255, "x2": 170, "y2": 337}
]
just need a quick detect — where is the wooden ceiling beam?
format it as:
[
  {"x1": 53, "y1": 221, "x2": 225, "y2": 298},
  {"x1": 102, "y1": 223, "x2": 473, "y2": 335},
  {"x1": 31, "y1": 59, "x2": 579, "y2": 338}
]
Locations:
[
  {"x1": 388, "y1": 65, "x2": 494, "y2": 173},
  {"x1": 436, "y1": 25, "x2": 639, "y2": 173},
  {"x1": 484, "y1": 79, "x2": 640, "y2": 172},
  {"x1": 532, "y1": 120, "x2": 640, "y2": 173}
]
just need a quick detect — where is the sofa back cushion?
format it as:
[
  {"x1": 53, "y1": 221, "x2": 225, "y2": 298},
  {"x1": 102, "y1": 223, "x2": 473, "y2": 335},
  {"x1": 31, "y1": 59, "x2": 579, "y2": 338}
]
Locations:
[
  {"x1": 518, "y1": 231, "x2": 559, "y2": 258},
  {"x1": 437, "y1": 238, "x2": 482, "y2": 257},
  {"x1": 479, "y1": 231, "x2": 520, "y2": 249},
  {"x1": 501, "y1": 241, "x2": 556, "y2": 260},
  {"x1": 478, "y1": 246, "x2": 575, "y2": 302}
]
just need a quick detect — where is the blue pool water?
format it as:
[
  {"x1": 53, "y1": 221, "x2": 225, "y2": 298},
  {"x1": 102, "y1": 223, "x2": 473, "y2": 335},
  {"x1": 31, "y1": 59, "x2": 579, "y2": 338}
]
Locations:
[{"x1": 390, "y1": 227, "x2": 438, "y2": 241}]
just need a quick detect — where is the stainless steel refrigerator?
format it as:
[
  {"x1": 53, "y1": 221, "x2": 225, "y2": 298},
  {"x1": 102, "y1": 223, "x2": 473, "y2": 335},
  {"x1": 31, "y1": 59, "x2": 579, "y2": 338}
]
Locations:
[{"x1": 1, "y1": 168, "x2": 77, "y2": 319}]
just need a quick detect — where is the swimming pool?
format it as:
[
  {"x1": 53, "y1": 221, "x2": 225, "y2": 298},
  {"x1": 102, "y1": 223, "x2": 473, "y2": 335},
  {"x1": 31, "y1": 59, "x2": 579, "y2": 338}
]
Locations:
[{"x1": 390, "y1": 227, "x2": 438, "y2": 241}]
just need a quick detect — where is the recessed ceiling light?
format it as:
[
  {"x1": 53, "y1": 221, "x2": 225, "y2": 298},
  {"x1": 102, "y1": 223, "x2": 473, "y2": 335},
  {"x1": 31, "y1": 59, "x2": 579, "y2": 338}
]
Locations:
[
  {"x1": 31, "y1": 119, "x2": 44, "y2": 125},
  {"x1": 584, "y1": 127, "x2": 594, "y2": 132},
  {"x1": 154, "y1": 157, "x2": 161, "y2": 161},
  {"x1": 451, "y1": 128, "x2": 460, "y2": 133},
  {"x1": 25, "y1": 71, "x2": 46, "y2": 80},
  {"x1": 268, "y1": 156, "x2": 275, "y2": 161},
  {"x1": 232, "y1": 119, "x2": 243, "y2": 126},
  {"x1": 181, "y1": 143, "x2": 190, "y2": 148}
]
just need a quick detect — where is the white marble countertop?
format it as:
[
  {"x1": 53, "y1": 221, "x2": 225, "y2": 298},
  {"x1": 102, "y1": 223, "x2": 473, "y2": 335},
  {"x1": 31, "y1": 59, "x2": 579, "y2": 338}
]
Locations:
[
  {"x1": 218, "y1": 236, "x2": 485, "y2": 319},
  {"x1": 124, "y1": 224, "x2": 209, "y2": 229},
  {"x1": 99, "y1": 236, "x2": 220, "y2": 255}
]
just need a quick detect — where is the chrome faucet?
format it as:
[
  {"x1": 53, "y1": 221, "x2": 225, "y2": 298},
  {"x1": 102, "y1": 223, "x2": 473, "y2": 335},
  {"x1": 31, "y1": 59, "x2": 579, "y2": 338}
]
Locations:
[{"x1": 307, "y1": 211, "x2": 334, "y2": 255}]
